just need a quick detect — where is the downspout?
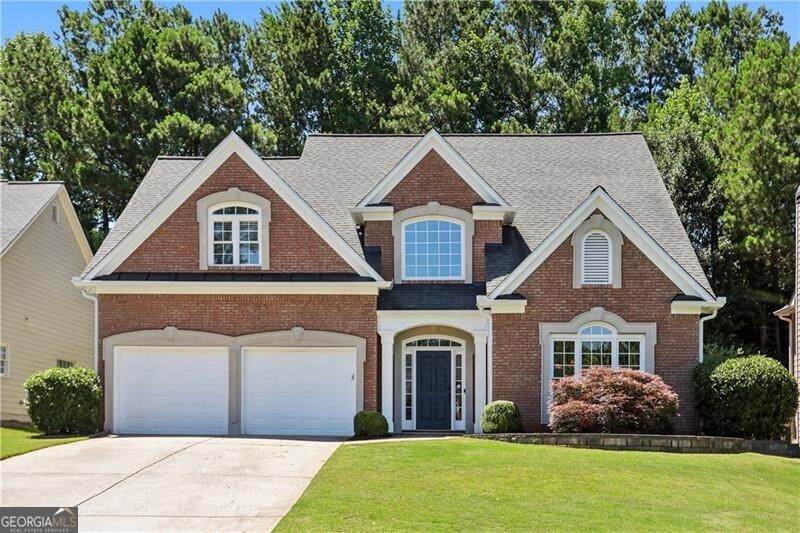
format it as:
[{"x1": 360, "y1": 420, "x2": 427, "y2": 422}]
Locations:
[
  {"x1": 81, "y1": 289, "x2": 99, "y2": 372},
  {"x1": 698, "y1": 309, "x2": 719, "y2": 363}
]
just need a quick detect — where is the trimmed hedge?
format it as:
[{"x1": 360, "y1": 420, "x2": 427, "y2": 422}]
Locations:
[
  {"x1": 354, "y1": 410, "x2": 388, "y2": 437},
  {"x1": 694, "y1": 355, "x2": 798, "y2": 439},
  {"x1": 549, "y1": 368, "x2": 679, "y2": 434},
  {"x1": 480, "y1": 400, "x2": 523, "y2": 433},
  {"x1": 24, "y1": 366, "x2": 101, "y2": 435}
]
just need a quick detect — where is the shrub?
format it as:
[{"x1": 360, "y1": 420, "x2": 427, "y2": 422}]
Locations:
[
  {"x1": 549, "y1": 368, "x2": 679, "y2": 434},
  {"x1": 695, "y1": 355, "x2": 798, "y2": 440},
  {"x1": 354, "y1": 410, "x2": 388, "y2": 437},
  {"x1": 480, "y1": 400, "x2": 523, "y2": 433},
  {"x1": 24, "y1": 366, "x2": 101, "y2": 435},
  {"x1": 693, "y1": 346, "x2": 746, "y2": 432}
]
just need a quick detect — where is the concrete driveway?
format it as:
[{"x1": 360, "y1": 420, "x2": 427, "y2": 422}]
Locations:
[{"x1": 0, "y1": 435, "x2": 342, "y2": 532}]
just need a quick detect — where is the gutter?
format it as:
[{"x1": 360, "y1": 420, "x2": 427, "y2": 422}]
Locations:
[
  {"x1": 698, "y1": 309, "x2": 719, "y2": 363},
  {"x1": 80, "y1": 286, "x2": 99, "y2": 372}
]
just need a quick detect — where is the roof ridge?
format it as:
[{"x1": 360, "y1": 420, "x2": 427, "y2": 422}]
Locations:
[
  {"x1": 1, "y1": 180, "x2": 64, "y2": 185},
  {"x1": 308, "y1": 131, "x2": 644, "y2": 138}
]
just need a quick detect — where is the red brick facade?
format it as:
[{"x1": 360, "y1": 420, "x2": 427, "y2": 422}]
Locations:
[
  {"x1": 491, "y1": 234, "x2": 701, "y2": 433},
  {"x1": 98, "y1": 294, "x2": 379, "y2": 410},
  {"x1": 383, "y1": 150, "x2": 483, "y2": 211},
  {"x1": 118, "y1": 154, "x2": 354, "y2": 273},
  {"x1": 363, "y1": 150, "x2": 503, "y2": 282}
]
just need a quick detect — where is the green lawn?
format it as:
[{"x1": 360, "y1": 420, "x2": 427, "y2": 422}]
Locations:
[
  {"x1": 0, "y1": 426, "x2": 87, "y2": 460},
  {"x1": 277, "y1": 438, "x2": 800, "y2": 532}
]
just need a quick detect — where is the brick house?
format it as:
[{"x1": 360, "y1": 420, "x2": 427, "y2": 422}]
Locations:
[{"x1": 75, "y1": 130, "x2": 725, "y2": 436}]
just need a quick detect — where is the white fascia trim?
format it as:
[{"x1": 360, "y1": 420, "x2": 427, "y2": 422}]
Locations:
[
  {"x1": 671, "y1": 297, "x2": 726, "y2": 315},
  {"x1": 476, "y1": 295, "x2": 527, "y2": 314},
  {"x1": 357, "y1": 129, "x2": 509, "y2": 208},
  {"x1": 472, "y1": 205, "x2": 517, "y2": 224},
  {"x1": 376, "y1": 309, "x2": 490, "y2": 336},
  {"x1": 488, "y1": 187, "x2": 716, "y2": 302},
  {"x1": 72, "y1": 279, "x2": 391, "y2": 295},
  {"x1": 349, "y1": 205, "x2": 394, "y2": 224},
  {"x1": 84, "y1": 132, "x2": 384, "y2": 281},
  {"x1": 58, "y1": 188, "x2": 94, "y2": 264}
]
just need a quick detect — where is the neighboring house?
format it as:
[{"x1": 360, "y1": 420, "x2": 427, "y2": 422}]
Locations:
[
  {"x1": 75, "y1": 130, "x2": 725, "y2": 437},
  {"x1": 1, "y1": 181, "x2": 94, "y2": 423},
  {"x1": 775, "y1": 186, "x2": 799, "y2": 442}
]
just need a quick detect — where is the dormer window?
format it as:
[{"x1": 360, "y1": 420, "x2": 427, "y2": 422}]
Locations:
[
  {"x1": 581, "y1": 230, "x2": 612, "y2": 284},
  {"x1": 402, "y1": 217, "x2": 464, "y2": 280},
  {"x1": 209, "y1": 203, "x2": 261, "y2": 266}
]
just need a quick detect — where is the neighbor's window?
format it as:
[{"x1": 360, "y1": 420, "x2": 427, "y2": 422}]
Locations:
[
  {"x1": 209, "y1": 203, "x2": 261, "y2": 266},
  {"x1": 56, "y1": 359, "x2": 74, "y2": 369},
  {"x1": 0, "y1": 346, "x2": 7, "y2": 376},
  {"x1": 402, "y1": 218, "x2": 464, "y2": 280},
  {"x1": 581, "y1": 230, "x2": 611, "y2": 284},
  {"x1": 551, "y1": 323, "x2": 643, "y2": 379}
]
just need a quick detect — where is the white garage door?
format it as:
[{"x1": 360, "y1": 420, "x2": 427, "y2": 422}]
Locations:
[
  {"x1": 242, "y1": 347, "x2": 357, "y2": 436},
  {"x1": 114, "y1": 346, "x2": 229, "y2": 435}
]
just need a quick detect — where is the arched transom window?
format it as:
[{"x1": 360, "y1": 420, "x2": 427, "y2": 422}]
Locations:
[
  {"x1": 551, "y1": 322, "x2": 643, "y2": 379},
  {"x1": 402, "y1": 217, "x2": 465, "y2": 280},
  {"x1": 209, "y1": 203, "x2": 261, "y2": 266},
  {"x1": 581, "y1": 230, "x2": 612, "y2": 284}
]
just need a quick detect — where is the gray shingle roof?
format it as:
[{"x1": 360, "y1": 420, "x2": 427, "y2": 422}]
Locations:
[
  {"x1": 83, "y1": 133, "x2": 713, "y2": 296},
  {"x1": 1, "y1": 181, "x2": 63, "y2": 253}
]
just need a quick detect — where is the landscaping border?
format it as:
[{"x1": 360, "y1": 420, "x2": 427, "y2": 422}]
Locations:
[{"x1": 471, "y1": 433, "x2": 799, "y2": 458}]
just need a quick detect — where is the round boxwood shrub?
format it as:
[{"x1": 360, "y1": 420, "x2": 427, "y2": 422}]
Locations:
[
  {"x1": 480, "y1": 400, "x2": 522, "y2": 433},
  {"x1": 354, "y1": 410, "x2": 388, "y2": 437},
  {"x1": 24, "y1": 366, "x2": 101, "y2": 435},
  {"x1": 549, "y1": 368, "x2": 679, "y2": 434},
  {"x1": 695, "y1": 355, "x2": 798, "y2": 440}
]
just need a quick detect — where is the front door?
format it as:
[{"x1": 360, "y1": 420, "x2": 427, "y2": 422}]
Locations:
[{"x1": 416, "y1": 350, "x2": 451, "y2": 430}]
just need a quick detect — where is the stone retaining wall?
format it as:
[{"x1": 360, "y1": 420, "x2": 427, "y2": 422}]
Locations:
[{"x1": 471, "y1": 433, "x2": 799, "y2": 458}]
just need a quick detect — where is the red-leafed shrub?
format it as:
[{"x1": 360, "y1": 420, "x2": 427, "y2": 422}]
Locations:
[{"x1": 549, "y1": 368, "x2": 679, "y2": 434}]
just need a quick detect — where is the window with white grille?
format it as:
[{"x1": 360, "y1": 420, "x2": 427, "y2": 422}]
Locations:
[{"x1": 581, "y1": 231, "x2": 611, "y2": 284}]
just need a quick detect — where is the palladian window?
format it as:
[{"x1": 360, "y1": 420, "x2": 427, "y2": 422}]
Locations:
[
  {"x1": 551, "y1": 323, "x2": 643, "y2": 379},
  {"x1": 402, "y1": 217, "x2": 464, "y2": 280},
  {"x1": 209, "y1": 203, "x2": 261, "y2": 266}
]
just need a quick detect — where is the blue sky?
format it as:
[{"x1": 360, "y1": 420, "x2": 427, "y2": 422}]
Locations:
[{"x1": 1, "y1": 0, "x2": 797, "y2": 43}]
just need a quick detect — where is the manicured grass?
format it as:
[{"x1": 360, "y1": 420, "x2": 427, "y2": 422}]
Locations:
[
  {"x1": 0, "y1": 426, "x2": 87, "y2": 459},
  {"x1": 277, "y1": 438, "x2": 800, "y2": 532}
]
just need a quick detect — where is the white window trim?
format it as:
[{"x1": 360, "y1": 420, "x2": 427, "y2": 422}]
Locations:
[
  {"x1": 0, "y1": 345, "x2": 8, "y2": 377},
  {"x1": 539, "y1": 307, "x2": 657, "y2": 424},
  {"x1": 550, "y1": 326, "x2": 646, "y2": 380},
  {"x1": 400, "y1": 216, "x2": 467, "y2": 281},
  {"x1": 581, "y1": 230, "x2": 613, "y2": 285},
  {"x1": 208, "y1": 202, "x2": 263, "y2": 267},
  {"x1": 400, "y1": 336, "x2": 466, "y2": 431},
  {"x1": 56, "y1": 359, "x2": 75, "y2": 369}
]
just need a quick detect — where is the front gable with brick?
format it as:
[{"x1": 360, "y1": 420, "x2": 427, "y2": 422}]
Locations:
[{"x1": 118, "y1": 153, "x2": 354, "y2": 274}]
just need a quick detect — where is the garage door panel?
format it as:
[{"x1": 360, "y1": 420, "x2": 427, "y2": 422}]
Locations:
[
  {"x1": 115, "y1": 347, "x2": 229, "y2": 435},
  {"x1": 242, "y1": 348, "x2": 357, "y2": 437}
]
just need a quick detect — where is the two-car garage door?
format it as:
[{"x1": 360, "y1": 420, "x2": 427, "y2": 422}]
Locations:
[{"x1": 113, "y1": 346, "x2": 357, "y2": 436}]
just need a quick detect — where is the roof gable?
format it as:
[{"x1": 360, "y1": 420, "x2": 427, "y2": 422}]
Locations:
[
  {"x1": 357, "y1": 130, "x2": 509, "y2": 207},
  {"x1": 1, "y1": 182, "x2": 91, "y2": 262},
  {"x1": 488, "y1": 187, "x2": 716, "y2": 301},
  {"x1": 83, "y1": 132, "x2": 383, "y2": 281}
]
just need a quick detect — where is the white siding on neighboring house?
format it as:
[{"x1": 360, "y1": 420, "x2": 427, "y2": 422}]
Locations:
[{"x1": 0, "y1": 193, "x2": 93, "y2": 422}]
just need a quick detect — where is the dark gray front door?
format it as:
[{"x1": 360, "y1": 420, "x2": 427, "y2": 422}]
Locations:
[{"x1": 416, "y1": 350, "x2": 451, "y2": 430}]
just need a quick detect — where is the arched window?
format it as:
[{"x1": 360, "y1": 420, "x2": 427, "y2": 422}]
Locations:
[
  {"x1": 550, "y1": 322, "x2": 643, "y2": 379},
  {"x1": 402, "y1": 217, "x2": 465, "y2": 280},
  {"x1": 581, "y1": 230, "x2": 612, "y2": 284},
  {"x1": 208, "y1": 203, "x2": 261, "y2": 266}
]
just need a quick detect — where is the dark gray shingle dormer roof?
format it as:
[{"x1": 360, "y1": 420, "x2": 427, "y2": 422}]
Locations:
[{"x1": 82, "y1": 133, "x2": 712, "y2": 295}]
